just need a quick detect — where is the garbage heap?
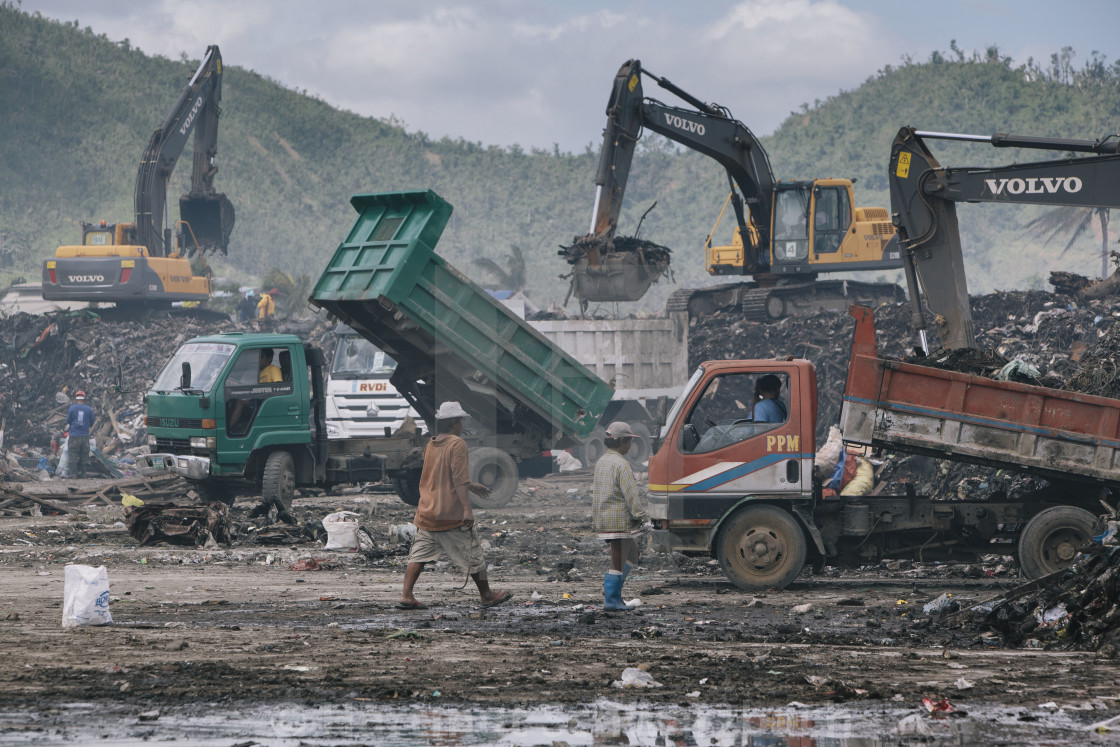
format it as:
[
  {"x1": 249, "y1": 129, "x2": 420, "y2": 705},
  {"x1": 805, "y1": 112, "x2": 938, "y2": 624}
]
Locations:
[
  {"x1": 968, "y1": 542, "x2": 1120, "y2": 652},
  {"x1": 0, "y1": 310, "x2": 331, "y2": 480}
]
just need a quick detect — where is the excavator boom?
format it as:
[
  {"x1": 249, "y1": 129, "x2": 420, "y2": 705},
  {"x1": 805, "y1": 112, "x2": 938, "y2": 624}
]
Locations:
[{"x1": 889, "y1": 126, "x2": 1120, "y2": 350}]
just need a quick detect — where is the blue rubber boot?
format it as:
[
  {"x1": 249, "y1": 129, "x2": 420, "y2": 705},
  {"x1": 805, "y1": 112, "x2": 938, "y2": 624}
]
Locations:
[
  {"x1": 603, "y1": 571, "x2": 631, "y2": 611},
  {"x1": 622, "y1": 561, "x2": 634, "y2": 582}
]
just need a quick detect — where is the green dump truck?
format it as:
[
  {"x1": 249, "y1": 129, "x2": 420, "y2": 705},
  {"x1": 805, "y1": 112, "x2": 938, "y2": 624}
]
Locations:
[{"x1": 142, "y1": 190, "x2": 613, "y2": 509}]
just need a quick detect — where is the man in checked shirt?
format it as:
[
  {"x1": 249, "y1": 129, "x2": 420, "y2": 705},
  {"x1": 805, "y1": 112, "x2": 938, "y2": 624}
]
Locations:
[{"x1": 592, "y1": 421, "x2": 651, "y2": 611}]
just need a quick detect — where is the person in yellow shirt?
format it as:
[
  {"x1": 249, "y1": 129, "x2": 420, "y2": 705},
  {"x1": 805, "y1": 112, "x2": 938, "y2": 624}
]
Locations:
[
  {"x1": 257, "y1": 288, "x2": 277, "y2": 319},
  {"x1": 258, "y1": 349, "x2": 282, "y2": 383}
]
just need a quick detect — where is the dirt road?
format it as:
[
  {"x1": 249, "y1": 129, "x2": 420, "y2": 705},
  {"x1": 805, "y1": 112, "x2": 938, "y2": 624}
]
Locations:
[{"x1": 0, "y1": 472, "x2": 1117, "y2": 721}]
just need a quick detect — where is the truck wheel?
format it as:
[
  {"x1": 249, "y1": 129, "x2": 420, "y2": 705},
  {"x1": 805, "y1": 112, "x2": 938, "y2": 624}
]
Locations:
[
  {"x1": 625, "y1": 422, "x2": 653, "y2": 469},
  {"x1": 262, "y1": 450, "x2": 296, "y2": 513},
  {"x1": 580, "y1": 428, "x2": 608, "y2": 468},
  {"x1": 391, "y1": 472, "x2": 422, "y2": 507},
  {"x1": 717, "y1": 504, "x2": 807, "y2": 590},
  {"x1": 469, "y1": 447, "x2": 518, "y2": 509},
  {"x1": 1018, "y1": 505, "x2": 1095, "y2": 579}
]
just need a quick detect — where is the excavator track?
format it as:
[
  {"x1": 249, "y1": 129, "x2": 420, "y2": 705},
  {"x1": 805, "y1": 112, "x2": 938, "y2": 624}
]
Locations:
[{"x1": 667, "y1": 280, "x2": 904, "y2": 322}]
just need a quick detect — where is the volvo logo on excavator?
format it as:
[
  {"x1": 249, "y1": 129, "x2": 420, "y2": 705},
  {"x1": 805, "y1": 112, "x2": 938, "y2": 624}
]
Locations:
[
  {"x1": 179, "y1": 96, "x2": 205, "y2": 136},
  {"x1": 662, "y1": 113, "x2": 705, "y2": 136},
  {"x1": 984, "y1": 176, "x2": 1083, "y2": 196},
  {"x1": 67, "y1": 274, "x2": 106, "y2": 283}
]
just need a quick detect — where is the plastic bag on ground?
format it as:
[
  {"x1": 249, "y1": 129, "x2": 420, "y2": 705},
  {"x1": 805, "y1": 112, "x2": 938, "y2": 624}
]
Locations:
[
  {"x1": 611, "y1": 667, "x2": 662, "y2": 688},
  {"x1": 62, "y1": 564, "x2": 112, "y2": 627},
  {"x1": 322, "y1": 511, "x2": 362, "y2": 551}
]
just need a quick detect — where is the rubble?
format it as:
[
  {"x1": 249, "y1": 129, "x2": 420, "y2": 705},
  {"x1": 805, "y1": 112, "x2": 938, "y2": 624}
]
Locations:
[{"x1": 963, "y1": 544, "x2": 1120, "y2": 652}]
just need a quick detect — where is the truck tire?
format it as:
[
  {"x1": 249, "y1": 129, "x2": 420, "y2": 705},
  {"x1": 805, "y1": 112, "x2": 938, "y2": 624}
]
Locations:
[
  {"x1": 716, "y1": 504, "x2": 807, "y2": 591},
  {"x1": 469, "y1": 447, "x2": 519, "y2": 509},
  {"x1": 392, "y1": 472, "x2": 422, "y2": 507},
  {"x1": 262, "y1": 450, "x2": 296, "y2": 513},
  {"x1": 625, "y1": 422, "x2": 653, "y2": 469},
  {"x1": 580, "y1": 428, "x2": 608, "y2": 468},
  {"x1": 1018, "y1": 505, "x2": 1095, "y2": 579}
]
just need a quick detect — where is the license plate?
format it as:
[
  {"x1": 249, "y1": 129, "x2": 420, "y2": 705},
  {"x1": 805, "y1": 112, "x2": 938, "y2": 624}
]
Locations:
[{"x1": 150, "y1": 456, "x2": 165, "y2": 469}]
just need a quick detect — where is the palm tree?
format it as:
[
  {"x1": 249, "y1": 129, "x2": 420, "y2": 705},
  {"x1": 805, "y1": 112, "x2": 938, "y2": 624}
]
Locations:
[
  {"x1": 1024, "y1": 206, "x2": 1112, "y2": 279},
  {"x1": 472, "y1": 245, "x2": 527, "y2": 290}
]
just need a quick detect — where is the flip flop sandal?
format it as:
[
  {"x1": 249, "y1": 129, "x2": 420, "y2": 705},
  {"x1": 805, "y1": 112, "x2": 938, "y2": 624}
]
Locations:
[{"x1": 480, "y1": 590, "x2": 513, "y2": 608}]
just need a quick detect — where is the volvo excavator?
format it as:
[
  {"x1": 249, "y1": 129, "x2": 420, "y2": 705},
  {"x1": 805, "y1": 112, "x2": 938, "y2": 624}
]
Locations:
[
  {"x1": 564, "y1": 59, "x2": 903, "y2": 320},
  {"x1": 888, "y1": 125, "x2": 1120, "y2": 352},
  {"x1": 42, "y1": 45, "x2": 234, "y2": 308}
]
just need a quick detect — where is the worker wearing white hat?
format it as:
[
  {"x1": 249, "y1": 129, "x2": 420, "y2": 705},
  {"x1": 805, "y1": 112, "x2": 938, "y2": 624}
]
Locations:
[{"x1": 399, "y1": 401, "x2": 513, "y2": 610}]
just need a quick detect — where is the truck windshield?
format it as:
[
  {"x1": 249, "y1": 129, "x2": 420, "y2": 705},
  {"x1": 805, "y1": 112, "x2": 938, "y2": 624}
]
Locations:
[
  {"x1": 150, "y1": 342, "x2": 236, "y2": 393},
  {"x1": 660, "y1": 366, "x2": 706, "y2": 439},
  {"x1": 331, "y1": 336, "x2": 397, "y2": 379}
]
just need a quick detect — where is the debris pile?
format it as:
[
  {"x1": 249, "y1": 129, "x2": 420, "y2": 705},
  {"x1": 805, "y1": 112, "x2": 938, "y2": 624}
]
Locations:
[
  {"x1": 966, "y1": 543, "x2": 1120, "y2": 652},
  {"x1": 124, "y1": 502, "x2": 237, "y2": 547}
]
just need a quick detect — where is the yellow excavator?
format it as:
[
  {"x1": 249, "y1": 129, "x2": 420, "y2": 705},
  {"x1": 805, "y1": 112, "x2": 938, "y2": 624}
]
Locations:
[
  {"x1": 42, "y1": 45, "x2": 234, "y2": 308},
  {"x1": 564, "y1": 59, "x2": 902, "y2": 319}
]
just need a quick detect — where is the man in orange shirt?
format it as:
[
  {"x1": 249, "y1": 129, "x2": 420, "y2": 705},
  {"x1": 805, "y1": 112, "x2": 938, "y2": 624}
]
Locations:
[{"x1": 398, "y1": 401, "x2": 513, "y2": 610}]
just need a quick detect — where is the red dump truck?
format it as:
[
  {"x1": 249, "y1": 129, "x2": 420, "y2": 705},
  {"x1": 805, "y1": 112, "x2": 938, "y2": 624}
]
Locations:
[{"x1": 649, "y1": 305, "x2": 1113, "y2": 589}]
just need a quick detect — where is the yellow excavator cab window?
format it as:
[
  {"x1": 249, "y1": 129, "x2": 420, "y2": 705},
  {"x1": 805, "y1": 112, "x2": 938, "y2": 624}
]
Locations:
[{"x1": 84, "y1": 230, "x2": 113, "y2": 246}]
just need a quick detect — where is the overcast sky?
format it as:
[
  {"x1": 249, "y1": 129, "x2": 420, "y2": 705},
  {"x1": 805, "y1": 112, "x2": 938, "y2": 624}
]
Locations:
[{"x1": 18, "y1": 0, "x2": 1120, "y2": 153}]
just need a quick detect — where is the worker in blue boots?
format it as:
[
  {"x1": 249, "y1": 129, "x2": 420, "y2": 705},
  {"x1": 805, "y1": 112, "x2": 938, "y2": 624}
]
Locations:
[{"x1": 592, "y1": 421, "x2": 650, "y2": 611}]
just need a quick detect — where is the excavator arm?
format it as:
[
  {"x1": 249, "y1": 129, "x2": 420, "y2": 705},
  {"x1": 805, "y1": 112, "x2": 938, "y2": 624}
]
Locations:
[
  {"x1": 587, "y1": 59, "x2": 775, "y2": 272},
  {"x1": 889, "y1": 125, "x2": 1120, "y2": 350},
  {"x1": 134, "y1": 45, "x2": 234, "y2": 258}
]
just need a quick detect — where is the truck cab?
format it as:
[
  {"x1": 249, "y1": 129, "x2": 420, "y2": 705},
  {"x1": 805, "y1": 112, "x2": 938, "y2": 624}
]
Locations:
[
  {"x1": 324, "y1": 323, "x2": 420, "y2": 439},
  {"x1": 144, "y1": 334, "x2": 313, "y2": 494},
  {"x1": 648, "y1": 359, "x2": 818, "y2": 588}
]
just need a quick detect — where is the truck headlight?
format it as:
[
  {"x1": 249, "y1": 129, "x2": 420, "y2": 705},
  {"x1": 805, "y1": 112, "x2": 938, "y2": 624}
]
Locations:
[
  {"x1": 147, "y1": 434, "x2": 157, "y2": 448},
  {"x1": 190, "y1": 436, "x2": 216, "y2": 450}
]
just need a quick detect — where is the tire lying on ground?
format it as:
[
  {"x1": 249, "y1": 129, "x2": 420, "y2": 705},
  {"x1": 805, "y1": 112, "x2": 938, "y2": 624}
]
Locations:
[{"x1": 468, "y1": 447, "x2": 519, "y2": 509}]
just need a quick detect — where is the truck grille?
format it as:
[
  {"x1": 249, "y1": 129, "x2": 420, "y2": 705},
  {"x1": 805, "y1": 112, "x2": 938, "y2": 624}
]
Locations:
[
  {"x1": 154, "y1": 437, "x2": 192, "y2": 455},
  {"x1": 146, "y1": 417, "x2": 204, "y2": 429}
]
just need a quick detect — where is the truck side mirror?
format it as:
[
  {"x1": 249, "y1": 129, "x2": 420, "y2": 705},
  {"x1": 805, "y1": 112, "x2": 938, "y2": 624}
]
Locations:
[
  {"x1": 180, "y1": 362, "x2": 192, "y2": 390},
  {"x1": 682, "y1": 423, "x2": 699, "y2": 452}
]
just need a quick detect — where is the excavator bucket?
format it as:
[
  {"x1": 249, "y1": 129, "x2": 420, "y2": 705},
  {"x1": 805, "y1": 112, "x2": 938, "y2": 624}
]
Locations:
[
  {"x1": 179, "y1": 192, "x2": 235, "y2": 255},
  {"x1": 562, "y1": 235, "x2": 672, "y2": 304}
]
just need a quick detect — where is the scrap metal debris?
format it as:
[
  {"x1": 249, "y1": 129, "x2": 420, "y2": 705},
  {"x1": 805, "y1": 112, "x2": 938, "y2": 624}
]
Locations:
[{"x1": 124, "y1": 502, "x2": 236, "y2": 547}]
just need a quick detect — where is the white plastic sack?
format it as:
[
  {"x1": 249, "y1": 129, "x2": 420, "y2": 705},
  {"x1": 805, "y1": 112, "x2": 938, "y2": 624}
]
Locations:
[
  {"x1": 611, "y1": 667, "x2": 662, "y2": 689},
  {"x1": 62, "y1": 564, "x2": 112, "y2": 627},
  {"x1": 322, "y1": 511, "x2": 362, "y2": 551}
]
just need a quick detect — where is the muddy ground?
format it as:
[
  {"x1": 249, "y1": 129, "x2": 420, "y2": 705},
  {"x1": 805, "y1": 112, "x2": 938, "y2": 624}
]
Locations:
[{"x1": 1, "y1": 471, "x2": 1118, "y2": 728}]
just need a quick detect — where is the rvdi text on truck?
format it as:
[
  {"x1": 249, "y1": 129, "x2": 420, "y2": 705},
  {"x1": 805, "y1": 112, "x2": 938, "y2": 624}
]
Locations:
[
  {"x1": 649, "y1": 305, "x2": 1113, "y2": 590},
  {"x1": 142, "y1": 190, "x2": 613, "y2": 511}
]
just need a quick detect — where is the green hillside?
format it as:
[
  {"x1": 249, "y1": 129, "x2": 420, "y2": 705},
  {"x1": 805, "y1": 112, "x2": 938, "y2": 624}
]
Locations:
[{"x1": 1, "y1": 5, "x2": 1117, "y2": 313}]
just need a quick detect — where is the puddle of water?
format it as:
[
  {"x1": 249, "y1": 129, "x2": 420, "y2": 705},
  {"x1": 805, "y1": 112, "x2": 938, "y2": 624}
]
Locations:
[{"x1": 0, "y1": 699, "x2": 1112, "y2": 746}]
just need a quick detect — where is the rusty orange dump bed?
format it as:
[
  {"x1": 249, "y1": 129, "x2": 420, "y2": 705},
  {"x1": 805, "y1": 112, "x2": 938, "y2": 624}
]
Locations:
[{"x1": 841, "y1": 306, "x2": 1120, "y2": 488}]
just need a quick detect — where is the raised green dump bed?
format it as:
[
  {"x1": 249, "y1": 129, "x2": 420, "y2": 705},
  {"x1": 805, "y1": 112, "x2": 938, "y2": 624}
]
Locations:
[{"x1": 310, "y1": 189, "x2": 612, "y2": 445}]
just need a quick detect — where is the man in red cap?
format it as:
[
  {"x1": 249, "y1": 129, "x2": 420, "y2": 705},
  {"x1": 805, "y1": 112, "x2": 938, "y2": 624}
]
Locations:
[{"x1": 65, "y1": 390, "x2": 96, "y2": 478}]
